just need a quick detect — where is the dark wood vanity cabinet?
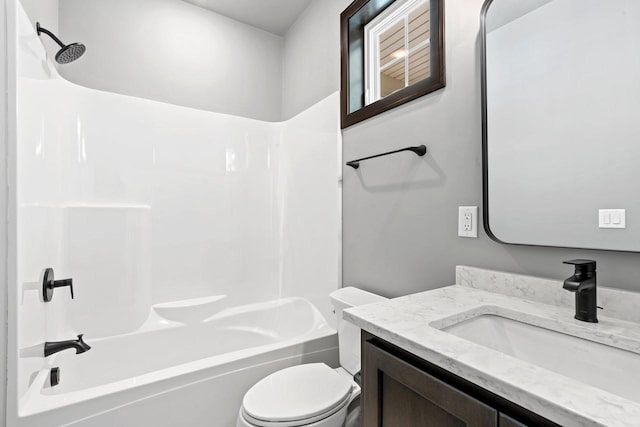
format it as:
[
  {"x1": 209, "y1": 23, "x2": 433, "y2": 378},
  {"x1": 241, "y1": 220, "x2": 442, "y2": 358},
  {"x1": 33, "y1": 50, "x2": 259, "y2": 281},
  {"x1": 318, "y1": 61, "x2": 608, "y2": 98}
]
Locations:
[
  {"x1": 362, "y1": 339, "x2": 496, "y2": 426},
  {"x1": 361, "y1": 333, "x2": 558, "y2": 427}
]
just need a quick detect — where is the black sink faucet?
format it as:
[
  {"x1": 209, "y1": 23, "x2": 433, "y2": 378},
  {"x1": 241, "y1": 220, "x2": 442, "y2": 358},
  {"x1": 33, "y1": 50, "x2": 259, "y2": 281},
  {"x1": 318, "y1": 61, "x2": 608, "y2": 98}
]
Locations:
[
  {"x1": 44, "y1": 334, "x2": 91, "y2": 357},
  {"x1": 562, "y1": 260, "x2": 598, "y2": 323}
]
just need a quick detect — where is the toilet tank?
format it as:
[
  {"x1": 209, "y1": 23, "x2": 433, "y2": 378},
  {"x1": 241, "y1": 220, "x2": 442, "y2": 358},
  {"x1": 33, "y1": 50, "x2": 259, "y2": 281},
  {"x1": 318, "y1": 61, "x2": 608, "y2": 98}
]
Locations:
[{"x1": 329, "y1": 287, "x2": 387, "y2": 375}]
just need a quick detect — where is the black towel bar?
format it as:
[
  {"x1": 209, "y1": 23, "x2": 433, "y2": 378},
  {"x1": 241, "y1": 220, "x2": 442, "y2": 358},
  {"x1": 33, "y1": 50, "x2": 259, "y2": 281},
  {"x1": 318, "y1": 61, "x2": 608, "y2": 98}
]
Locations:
[{"x1": 346, "y1": 145, "x2": 427, "y2": 169}]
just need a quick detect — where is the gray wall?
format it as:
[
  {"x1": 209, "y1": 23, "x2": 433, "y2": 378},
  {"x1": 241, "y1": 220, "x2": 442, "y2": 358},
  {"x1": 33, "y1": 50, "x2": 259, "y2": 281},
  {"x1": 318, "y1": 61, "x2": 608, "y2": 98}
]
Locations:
[
  {"x1": 19, "y1": 0, "x2": 58, "y2": 33},
  {"x1": 281, "y1": 0, "x2": 350, "y2": 119},
  {"x1": 58, "y1": 0, "x2": 284, "y2": 121},
  {"x1": 19, "y1": 0, "x2": 59, "y2": 69},
  {"x1": 283, "y1": 0, "x2": 640, "y2": 296}
]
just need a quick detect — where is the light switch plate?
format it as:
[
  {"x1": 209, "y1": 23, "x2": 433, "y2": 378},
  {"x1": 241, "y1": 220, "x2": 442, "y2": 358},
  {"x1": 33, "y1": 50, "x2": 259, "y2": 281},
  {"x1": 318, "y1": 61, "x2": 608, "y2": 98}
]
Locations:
[
  {"x1": 458, "y1": 206, "x2": 478, "y2": 238},
  {"x1": 599, "y1": 209, "x2": 626, "y2": 229}
]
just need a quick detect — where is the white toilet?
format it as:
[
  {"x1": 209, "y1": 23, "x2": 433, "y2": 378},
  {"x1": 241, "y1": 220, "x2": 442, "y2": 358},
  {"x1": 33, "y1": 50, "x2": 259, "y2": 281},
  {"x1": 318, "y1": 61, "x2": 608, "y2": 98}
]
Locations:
[{"x1": 236, "y1": 287, "x2": 386, "y2": 427}]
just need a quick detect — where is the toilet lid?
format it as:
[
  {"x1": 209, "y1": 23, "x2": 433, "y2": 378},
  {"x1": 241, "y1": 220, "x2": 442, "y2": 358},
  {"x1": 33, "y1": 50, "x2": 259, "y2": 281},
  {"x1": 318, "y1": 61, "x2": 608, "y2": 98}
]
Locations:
[{"x1": 242, "y1": 363, "x2": 353, "y2": 423}]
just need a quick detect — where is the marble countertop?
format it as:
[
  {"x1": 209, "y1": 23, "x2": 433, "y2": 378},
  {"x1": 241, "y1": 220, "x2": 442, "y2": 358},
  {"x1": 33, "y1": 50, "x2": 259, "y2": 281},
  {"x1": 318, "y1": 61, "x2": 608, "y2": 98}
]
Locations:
[{"x1": 344, "y1": 266, "x2": 640, "y2": 427}]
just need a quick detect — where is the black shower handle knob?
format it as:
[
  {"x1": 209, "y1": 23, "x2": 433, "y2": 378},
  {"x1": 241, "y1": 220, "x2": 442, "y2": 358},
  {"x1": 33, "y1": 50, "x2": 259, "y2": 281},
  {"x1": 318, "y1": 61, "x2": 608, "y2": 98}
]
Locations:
[{"x1": 42, "y1": 268, "x2": 75, "y2": 302}]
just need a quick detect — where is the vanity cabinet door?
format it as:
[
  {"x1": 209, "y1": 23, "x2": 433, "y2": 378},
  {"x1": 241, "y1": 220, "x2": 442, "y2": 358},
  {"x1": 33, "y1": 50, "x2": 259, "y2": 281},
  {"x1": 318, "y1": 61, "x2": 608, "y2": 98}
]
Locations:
[
  {"x1": 362, "y1": 341, "x2": 498, "y2": 426},
  {"x1": 499, "y1": 414, "x2": 527, "y2": 427}
]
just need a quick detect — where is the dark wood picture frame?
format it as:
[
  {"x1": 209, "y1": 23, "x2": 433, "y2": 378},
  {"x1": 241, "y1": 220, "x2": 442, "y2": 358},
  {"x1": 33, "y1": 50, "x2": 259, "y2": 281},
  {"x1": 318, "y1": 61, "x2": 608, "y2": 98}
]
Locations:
[{"x1": 340, "y1": 0, "x2": 445, "y2": 129}]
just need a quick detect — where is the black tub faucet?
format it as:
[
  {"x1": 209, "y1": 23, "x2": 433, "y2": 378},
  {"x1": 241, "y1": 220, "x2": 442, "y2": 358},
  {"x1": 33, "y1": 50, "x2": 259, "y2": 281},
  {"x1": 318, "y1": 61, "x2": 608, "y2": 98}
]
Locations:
[
  {"x1": 562, "y1": 259, "x2": 598, "y2": 323},
  {"x1": 44, "y1": 334, "x2": 91, "y2": 357}
]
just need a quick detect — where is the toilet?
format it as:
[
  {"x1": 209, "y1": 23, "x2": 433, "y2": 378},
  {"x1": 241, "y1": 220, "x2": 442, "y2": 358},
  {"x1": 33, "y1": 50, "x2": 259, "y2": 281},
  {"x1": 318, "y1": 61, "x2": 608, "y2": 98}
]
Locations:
[{"x1": 237, "y1": 287, "x2": 386, "y2": 427}]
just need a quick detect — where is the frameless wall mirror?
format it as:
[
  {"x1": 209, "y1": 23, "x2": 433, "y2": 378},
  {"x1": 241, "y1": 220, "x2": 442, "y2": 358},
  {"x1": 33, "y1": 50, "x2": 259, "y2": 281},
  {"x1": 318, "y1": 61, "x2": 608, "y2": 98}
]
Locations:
[
  {"x1": 340, "y1": 0, "x2": 445, "y2": 128},
  {"x1": 482, "y1": 0, "x2": 640, "y2": 252}
]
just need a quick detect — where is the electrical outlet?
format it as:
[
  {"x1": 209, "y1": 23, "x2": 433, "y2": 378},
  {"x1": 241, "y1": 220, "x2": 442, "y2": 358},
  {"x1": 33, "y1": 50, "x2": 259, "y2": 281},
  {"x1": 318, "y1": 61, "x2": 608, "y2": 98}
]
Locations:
[{"x1": 458, "y1": 206, "x2": 478, "y2": 238}]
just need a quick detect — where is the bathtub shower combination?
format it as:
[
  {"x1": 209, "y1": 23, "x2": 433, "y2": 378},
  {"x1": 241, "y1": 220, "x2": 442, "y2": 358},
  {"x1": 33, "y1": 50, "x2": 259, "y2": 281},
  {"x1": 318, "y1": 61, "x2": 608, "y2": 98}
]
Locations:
[{"x1": 10, "y1": 3, "x2": 341, "y2": 426}]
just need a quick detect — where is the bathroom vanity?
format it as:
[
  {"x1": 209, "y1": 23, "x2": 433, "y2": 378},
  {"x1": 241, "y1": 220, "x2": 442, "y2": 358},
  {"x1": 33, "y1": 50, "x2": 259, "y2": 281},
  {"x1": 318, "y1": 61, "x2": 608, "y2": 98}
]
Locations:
[{"x1": 345, "y1": 267, "x2": 640, "y2": 427}]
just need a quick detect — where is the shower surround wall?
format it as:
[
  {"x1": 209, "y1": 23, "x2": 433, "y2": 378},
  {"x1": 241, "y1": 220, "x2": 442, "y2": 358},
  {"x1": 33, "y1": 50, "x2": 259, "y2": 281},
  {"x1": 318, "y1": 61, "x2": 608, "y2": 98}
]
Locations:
[
  {"x1": 13, "y1": 3, "x2": 340, "y2": 422},
  {"x1": 1, "y1": 0, "x2": 11, "y2": 424}
]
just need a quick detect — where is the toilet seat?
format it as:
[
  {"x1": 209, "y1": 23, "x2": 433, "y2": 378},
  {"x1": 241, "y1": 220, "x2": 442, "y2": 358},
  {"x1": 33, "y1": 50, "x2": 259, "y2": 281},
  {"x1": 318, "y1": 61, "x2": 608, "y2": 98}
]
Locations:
[
  {"x1": 241, "y1": 393, "x2": 351, "y2": 427},
  {"x1": 241, "y1": 363, "x2": 353, "y2": 427}
]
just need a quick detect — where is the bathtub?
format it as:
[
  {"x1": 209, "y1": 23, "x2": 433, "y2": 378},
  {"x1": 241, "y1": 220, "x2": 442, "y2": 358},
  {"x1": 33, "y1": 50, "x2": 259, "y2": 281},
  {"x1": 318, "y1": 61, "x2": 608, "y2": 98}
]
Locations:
[{"x1": 19, "y1": 298, "x2": 338, "y2": 427}]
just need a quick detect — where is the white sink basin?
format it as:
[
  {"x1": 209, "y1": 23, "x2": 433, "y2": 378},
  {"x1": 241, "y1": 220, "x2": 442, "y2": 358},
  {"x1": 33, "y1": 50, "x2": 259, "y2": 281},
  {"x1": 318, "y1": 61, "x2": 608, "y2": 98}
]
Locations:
[{"x1": 443, "y1": 314, "x2": 640, "y2": 403}]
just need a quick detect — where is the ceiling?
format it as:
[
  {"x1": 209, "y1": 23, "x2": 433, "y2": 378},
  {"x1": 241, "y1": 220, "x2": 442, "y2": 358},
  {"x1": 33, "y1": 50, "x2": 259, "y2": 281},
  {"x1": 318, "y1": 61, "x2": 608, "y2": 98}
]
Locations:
[{"x1": 183, "y1": 0, "x2": 314, "y2": 36}]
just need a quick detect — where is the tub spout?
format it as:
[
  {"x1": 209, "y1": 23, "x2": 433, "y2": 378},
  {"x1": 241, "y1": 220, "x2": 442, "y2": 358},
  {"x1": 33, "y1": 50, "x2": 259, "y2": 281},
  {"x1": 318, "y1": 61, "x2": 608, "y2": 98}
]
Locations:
[{"x1": 44, "y1": 334, "x2": 91, "y2": 357}]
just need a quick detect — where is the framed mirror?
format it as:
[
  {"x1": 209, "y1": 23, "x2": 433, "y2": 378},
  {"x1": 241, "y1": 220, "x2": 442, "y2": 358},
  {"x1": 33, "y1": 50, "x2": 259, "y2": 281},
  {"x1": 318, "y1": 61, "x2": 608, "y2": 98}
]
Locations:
[
  {"x1": 482, "y1": 0, "x2": 640, "y2": 252},
  {"x1": 340, "y1": 0, "x2": 445, "y2": 128}
]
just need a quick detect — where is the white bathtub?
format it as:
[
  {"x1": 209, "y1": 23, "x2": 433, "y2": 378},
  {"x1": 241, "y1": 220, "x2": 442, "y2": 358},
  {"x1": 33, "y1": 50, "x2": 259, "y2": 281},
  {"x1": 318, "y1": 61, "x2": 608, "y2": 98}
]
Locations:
[{"x1": 19, "y1": 298, "x2": 338, "y2": 427}]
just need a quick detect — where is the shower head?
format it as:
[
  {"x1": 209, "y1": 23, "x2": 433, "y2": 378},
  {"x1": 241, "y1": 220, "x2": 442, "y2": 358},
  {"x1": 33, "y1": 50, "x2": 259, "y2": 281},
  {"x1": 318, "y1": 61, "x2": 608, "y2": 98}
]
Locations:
[
  {"x1": 36, "y1": 22, "x2": 86, "y2": 64},
  {"x1": 55, "y1": 43, "x2": 86, "y2": 64}
]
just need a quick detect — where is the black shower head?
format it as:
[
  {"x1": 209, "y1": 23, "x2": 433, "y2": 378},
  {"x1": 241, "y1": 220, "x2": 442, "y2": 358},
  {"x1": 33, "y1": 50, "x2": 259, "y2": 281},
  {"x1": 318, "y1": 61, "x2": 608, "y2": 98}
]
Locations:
[
  {"x1": 36, "y1": 22, "x2": 86, "y2": 64},
  {"x1": 55, "y1": 42, "x2": 86, "y2": 64}
]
